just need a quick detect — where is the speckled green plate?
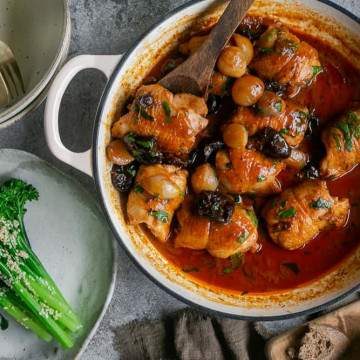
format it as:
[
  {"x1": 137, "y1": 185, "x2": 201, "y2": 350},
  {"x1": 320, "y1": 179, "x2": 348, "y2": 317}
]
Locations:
[{"x1": 0, "y1": 149, "x2": 117, "y2": 359}]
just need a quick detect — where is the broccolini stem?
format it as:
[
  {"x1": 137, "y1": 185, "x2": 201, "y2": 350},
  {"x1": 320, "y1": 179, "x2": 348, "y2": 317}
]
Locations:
[{"x1": 0, "y1": 291, "x2": 52, "y2": 342}]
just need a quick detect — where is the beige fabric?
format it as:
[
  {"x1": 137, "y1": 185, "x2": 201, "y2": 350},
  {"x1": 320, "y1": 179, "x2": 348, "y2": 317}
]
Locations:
[{"x1": 114, "y1": 309, "x2": 265, "y2": 359}]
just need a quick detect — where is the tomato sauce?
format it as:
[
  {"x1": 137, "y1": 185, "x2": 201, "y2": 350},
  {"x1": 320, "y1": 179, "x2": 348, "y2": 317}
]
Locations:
[{"x1": 146, "y1": 17, "x2": 360, "y2": 294}]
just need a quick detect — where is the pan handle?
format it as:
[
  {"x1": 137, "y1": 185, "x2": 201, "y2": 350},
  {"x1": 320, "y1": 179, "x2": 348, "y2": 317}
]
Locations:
[{"x1": 44, "y1": 54, "x2": 122, "y2": 177}]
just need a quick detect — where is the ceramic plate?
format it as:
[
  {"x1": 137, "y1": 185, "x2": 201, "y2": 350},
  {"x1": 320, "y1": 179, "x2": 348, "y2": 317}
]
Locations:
[{"x1": 0, "y1": 149, "x2": 117, "y2": 359}]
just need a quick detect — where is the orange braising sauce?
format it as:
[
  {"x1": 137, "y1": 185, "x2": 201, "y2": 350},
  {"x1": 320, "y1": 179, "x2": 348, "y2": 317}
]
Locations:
[{"x1": 146, "y1": 17, "x2": 360, "y2": 294}]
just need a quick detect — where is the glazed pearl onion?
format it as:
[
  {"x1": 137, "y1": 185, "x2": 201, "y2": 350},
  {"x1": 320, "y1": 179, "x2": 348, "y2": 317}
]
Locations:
[
  {"x1": 106, "y1": 139, "x2": 134, "y2": 165},
  {"x1": 141, "y1": 175, "x2": 180, "y2": 199},
  {"x1": 179, "y1": 35, "x2": 207, "y2": 55},
  {"x1": 223, "y1": 123, "x2": 248, "y2": 149},
  {"x1": 215, "y1": 150, "x2": 231, "y2": 171},
  {"x1": 256, "y1": 91, "x2": 286, "y2": 117},
  {"x1": 232, "y1": 34, "x2": 254, "y2": 65},
  {"x1": 210, "y1": 72, "x2": 229, "y2": 96},
  {"x1": 231, "y1": 75, "x2": 264, "y2": 106},
  {"x1": 217, "y1": 46, "x2": 247, "y2": 78},
  {"x1": 191, "y1": 163, "x2": 219, "y2": 193}
]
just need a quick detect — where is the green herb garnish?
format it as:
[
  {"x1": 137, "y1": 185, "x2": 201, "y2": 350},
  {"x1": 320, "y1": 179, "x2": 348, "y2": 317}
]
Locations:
[
  {"x1": 259, "y1": 47, "x2": 273, "y2": 54},
  {"x1": 134, "y1": 184, "x2": 144, "y2": 193},
  {"x1": 332, "y1": 131, "x2": 342, "y2": 151},
  {"x1": 278, "y1": 207, "x2": 296, "y2": 218},
  {"x1": 246, "y1": 209, "x2": 258, "y2": 227},
  {"x1": 149, "y1": 210, "x2": 169, "y2": 223},
  {"x1": 223, "y1": 253, "x2": 244, "y2": 274},
  {"x1": 312, "y1": 66, "x2": 323, "y2": 77},
  {"x1": 274, "y1": 100, "x2": 283, "y2": 113},
  {"x1": 223, "y1": 267, "x2": 233, "y2": 274},
  {"x1": 279, "y1": 128, "x2": 288, "y2": 136},
  {"x1": 257, "y1": 174, "x2": 266, "y2": 182},
  {"x1": 310, "y1": 198, "x2": 332, "y2": 209},
  {"x1": 336, "y1": 111, "x2": 360, "y2": 152},
  {"x1": 237, "y1": 230, "x2": 249, "y2": 244},
  {"x1": 162, "y1": 101, "x2": 172, "y2": 123},
  {"x1": 134, "y1": 103, "x2": 154, "y2": 121}
]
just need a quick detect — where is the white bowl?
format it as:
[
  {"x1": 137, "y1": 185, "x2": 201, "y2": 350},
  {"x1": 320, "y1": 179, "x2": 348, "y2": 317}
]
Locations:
[
  {"x1": 0, "y1": 0, "x2": 70, "y2": 126},
  {"x1": 45, "y1": 0, "x2": 360, "y2": 319}
]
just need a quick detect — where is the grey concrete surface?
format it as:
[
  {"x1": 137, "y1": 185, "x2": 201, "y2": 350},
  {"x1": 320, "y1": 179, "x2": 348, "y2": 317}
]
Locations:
[{"x1": 0, "y1": 0, "x2": 358, "y2": 359}]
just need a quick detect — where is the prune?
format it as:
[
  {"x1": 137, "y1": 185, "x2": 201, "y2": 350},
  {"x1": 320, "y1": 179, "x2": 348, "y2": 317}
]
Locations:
[
  {"x1": 137, "y1": 94, "x2": 154, "y2": 108},
  {"x1": 207, "y1": 94, "x2": 222, "y2": 115},
  {"x1": 195, "y1": 191, "x2": 234, "y2": 223},
  {"x1": 123, "y1": 133, "x2": 163, "y2": 164},
  {"x1": 111, "y1": 163, "x2": 138, "y2": 192},
  {"x1": 237, "y1": 17, "x2": 266, "y2": 41},
  {"x1": 247, "y1": 127, "x2": 290, "y2": 159},
  {"x1": 298, "y1": 163, "x2": 320, "y2": 180},
  {"x1": 188, "y1": 140, "x2": 224, "y2": 168},
  {"x1": 305, "y1": 113, "x2": 320, "y2": 137},
  {"x1": 264, "y1": 80, "x2": 287, "y2": 96}
]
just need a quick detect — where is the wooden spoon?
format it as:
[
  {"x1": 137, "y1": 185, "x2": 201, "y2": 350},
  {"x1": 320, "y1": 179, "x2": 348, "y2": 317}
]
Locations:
[{"x1": 159, "y1": 0, "x2": 254, "y2": 96}]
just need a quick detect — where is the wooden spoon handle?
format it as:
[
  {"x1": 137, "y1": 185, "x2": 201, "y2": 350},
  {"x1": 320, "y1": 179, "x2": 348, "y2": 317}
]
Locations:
[
  {"x1": 193, "y1": 0, "x2": 254, "y2": 87},
  {"x1": 160, "y1": 0, "x2": 254, "y2": 95}
]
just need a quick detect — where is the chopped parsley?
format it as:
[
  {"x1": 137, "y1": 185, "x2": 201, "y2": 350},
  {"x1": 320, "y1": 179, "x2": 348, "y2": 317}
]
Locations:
[
  {"x1": 336, "y1": 111, "x2": 360, "y2": 152},
  {"x1": 134, "y1": 103, "x2": 154, "y2": 121},
  {"x1": 278, "y1": 207, "x2": 296, "y2": 218},
  {"x1": 162, "y1": 101, "x2": 172, "y2": 123},
  {"x1": 279, "y1": 128, "x2": 288, "y2": 136},
  {"x1": 223, "y1": 253, "x2": 243, "y2": 274},
  {"x1": 257, "y1": 174, "x2": 266, "y2": 182},
  {"x1": 312, "y1": 66, "x2": 323, "y2": 77},
  {"x1": 274, "y1": 100, "x2": 283, "y2": 113},
  {"x1": 259, "y1": 47, "x2": 273, "y2": 54},
  {"x1": 332, "y1": 131, "x2": 342, "y2": 151},
  {"x1": 310, "y1": 198, "x2": 332, "y2": 209},
  {"x1": 246, "y1": 209, "x2": 259, "y2": 227},
  {"x1": 223, "y1": 267, "x2": 233, "y2": 274},
  {"x1": 134, "y1": 184, "x2": 144, "y2": 193},
  {"x1": 237, "y1": 230, "x2": 249, "y2": 244},
  {"x1": 221, "y1": 77, "x2": 233, "y2": 95},
  {"x1": 149, "y1": 210, "x2": 169, "y2": 223}
]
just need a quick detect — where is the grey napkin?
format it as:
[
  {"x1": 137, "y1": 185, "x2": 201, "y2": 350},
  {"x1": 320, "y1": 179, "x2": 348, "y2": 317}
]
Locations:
[{"x1": 114, "y1": 309, "x2": 265, "y2": 360}]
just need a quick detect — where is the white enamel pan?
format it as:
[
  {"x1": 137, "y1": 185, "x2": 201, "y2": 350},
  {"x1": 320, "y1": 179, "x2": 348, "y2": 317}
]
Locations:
[{"x1": 44, "y1": 0, "x2": 360, "y2": 319}]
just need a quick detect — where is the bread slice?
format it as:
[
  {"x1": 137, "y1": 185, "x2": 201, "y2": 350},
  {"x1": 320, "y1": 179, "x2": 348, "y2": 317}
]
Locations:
[{"x1": 297, "y1": 324, "x2": 350, "y2": 360}]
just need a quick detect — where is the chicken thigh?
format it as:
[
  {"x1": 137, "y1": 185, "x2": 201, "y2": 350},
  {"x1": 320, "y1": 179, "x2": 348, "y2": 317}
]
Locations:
[
  {"x1": 262, "y1": 180, "x2": 350, "y2": 250},
  {"x1": 251, "y1": 26, "x2": 321, "y2": 97},
  {"x1": 231, "y1": 100, "x2": 309, "y2": 147},
  {"x1": 127, "y1": 164, "x2": 187, "y2": 242},
  {"x1": 112, "y1": 84, "x2": 208, "y2": 156},
  {"x1": 215, "y1": 149, "x2": 285, "y2": 195},
  {"x1": 320, "y1": 110, "x2": 360, "y2": 179},
  {"x1": 174, "y1": 196, "x2": 259, "y2": 259}
]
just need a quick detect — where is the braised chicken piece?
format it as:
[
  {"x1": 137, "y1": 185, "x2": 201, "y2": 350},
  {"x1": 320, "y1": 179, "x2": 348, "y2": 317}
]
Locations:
[
  {"x1": 174, "y1": 196, "x2": 259, "y2": 258},
  {"x1": 262, "y1": 180, "x2": 350, "y2": 250},
  {"x1": 127, "y1": 164, "x2": 187, "y2": 242},
  {"x1": 251, "y1": 26, "x2": 321, "y2": 97},
  {"x1": 174, "y1": 196, "x2": 211, "y2": 250},
  {"x1": 112, "y1": 84, "x2": 208, "y2": 156},
  {"x1": 320, "y1": 110, "x2": 360, "y2": 179},
  {"x1": 215, "y1": 149, "x2": 285, "y2": 195},
  {"x1": 207, "y1": 205, "x2": 259, "y2": 258},
  {"x1": 231, "y1": 97, "x2": 309, "y2": 147}
]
